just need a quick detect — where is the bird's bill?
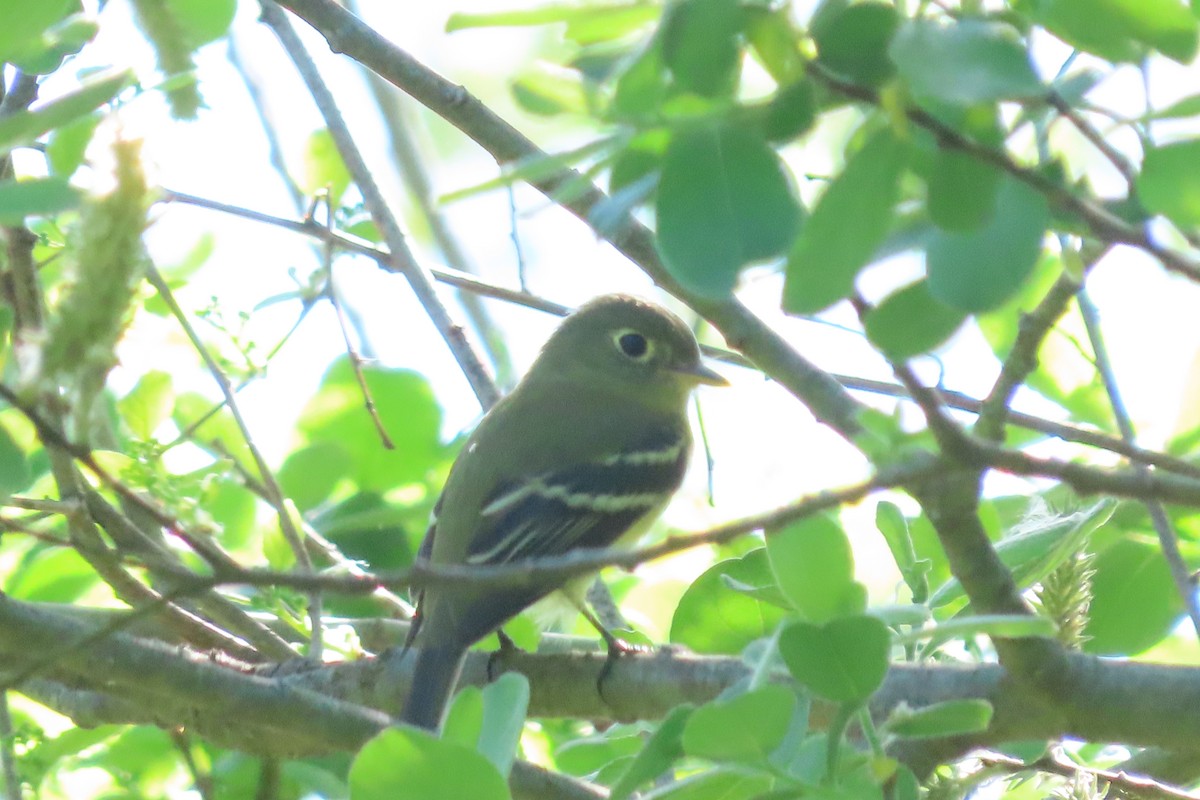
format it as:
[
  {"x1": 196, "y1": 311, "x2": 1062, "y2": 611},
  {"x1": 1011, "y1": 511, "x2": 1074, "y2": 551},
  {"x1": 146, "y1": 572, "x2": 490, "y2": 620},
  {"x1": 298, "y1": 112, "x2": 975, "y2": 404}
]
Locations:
[{"x1": 673, "y1": 361, "x2": 729, "y2": 386}]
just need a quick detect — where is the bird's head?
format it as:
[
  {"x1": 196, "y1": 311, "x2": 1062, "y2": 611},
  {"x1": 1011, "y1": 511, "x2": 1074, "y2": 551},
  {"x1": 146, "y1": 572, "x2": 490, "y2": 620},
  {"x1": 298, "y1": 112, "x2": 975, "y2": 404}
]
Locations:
[{"x1": 529, "y1": 295, "x2": 727, "y2": 408}]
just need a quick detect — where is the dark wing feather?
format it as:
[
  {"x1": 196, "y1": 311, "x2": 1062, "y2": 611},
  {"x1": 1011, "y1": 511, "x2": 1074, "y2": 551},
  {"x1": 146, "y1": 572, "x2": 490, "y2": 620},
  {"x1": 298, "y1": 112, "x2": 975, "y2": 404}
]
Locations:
[{"x1": 465, "y1": 427, "x2": 689, "y2": 566}]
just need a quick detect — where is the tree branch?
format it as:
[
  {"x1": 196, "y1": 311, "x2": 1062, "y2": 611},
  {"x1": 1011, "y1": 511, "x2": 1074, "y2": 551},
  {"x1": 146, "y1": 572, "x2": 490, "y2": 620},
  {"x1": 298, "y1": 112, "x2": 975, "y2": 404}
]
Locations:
[
  {"x1": 269, "y1": 0, "x2": 867, "y2": 443},
  {"x1": 258, "y1": 0, "x2": 500, "y2": 410}
]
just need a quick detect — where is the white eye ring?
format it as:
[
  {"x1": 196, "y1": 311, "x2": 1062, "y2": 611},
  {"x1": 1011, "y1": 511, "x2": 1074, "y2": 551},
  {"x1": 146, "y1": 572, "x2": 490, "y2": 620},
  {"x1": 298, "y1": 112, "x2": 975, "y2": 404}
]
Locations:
[{"x1": 613, "y1": 328, "x2": 653, "y2": 361}]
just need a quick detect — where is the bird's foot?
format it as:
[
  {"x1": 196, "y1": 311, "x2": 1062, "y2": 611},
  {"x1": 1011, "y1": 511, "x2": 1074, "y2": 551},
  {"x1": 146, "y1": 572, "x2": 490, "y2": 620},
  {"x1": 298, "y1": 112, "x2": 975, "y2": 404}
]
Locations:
[
  {"x1": 595, "y1": 629, "x2": 653, "y2": 704},
  {"x1": 486, "y1": 629, "x2": 522, "y2": 682}
]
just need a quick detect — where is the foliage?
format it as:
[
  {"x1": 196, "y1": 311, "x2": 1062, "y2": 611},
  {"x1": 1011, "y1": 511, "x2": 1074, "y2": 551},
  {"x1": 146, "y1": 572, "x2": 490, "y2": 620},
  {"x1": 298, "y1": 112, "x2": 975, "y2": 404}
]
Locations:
[{"x1": 2, "y1": 0, "x2": 1200, "y2": 798}]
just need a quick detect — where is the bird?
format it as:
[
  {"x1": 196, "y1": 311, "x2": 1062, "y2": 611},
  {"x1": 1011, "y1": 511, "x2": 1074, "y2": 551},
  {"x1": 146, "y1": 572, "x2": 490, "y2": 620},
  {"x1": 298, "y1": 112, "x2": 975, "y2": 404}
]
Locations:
[{"x1": 399, "y1": 294, "x2": 727, "y2": 731}]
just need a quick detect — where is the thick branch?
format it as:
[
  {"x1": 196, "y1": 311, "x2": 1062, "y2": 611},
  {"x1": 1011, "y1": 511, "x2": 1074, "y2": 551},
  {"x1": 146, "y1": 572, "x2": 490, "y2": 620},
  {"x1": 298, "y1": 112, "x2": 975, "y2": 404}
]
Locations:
[{"x1": 12, "y1": 596, "x2": 1200, "y2": 771}]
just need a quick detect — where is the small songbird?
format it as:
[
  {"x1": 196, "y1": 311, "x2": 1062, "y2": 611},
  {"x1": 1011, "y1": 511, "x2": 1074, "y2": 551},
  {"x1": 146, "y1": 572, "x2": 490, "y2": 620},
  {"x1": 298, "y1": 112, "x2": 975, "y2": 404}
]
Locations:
[{"x1": 400, "y1": 294, "x2": 727, "y2": 731}]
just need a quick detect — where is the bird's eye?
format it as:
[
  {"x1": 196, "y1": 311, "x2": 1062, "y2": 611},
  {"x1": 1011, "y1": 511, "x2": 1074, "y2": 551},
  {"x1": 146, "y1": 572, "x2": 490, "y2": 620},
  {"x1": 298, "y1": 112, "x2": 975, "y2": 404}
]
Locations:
[{"x1": 613, "y1": 329, "x2": 652, "y2": 361}]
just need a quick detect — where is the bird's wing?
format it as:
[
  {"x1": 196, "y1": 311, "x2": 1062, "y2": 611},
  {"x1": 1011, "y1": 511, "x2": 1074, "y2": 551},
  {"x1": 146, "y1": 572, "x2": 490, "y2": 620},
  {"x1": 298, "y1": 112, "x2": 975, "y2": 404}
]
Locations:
[{"x1": 464, "y1": 427, "x2": 689, "y2": 566}]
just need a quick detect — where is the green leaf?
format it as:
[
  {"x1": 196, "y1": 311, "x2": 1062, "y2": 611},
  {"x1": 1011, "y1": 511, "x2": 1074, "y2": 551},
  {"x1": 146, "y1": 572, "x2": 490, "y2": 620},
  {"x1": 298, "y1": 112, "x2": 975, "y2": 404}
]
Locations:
[
  {"x1": 441, "y1": 137, "x2": 617, "y2": 204},
  {"x1": 477, "y1": 673, "x2": 529, "y2": 777},
  {"x1": 512, "y1": 67, "x2": 587, "y2": 117},
  {"x1": 611, "y1": 40, "x2": 668, "y2": 119},
  {"x1": 640, "y1": 767, "x2": 773, "y2": 800},
  {"x1": 0, "y1": 69, "x2": 132, "y2": 154},
  {"x1": 173, "y1": 392, "x2": 256, "y2": 478},
  {"x1": 886, "y1": 700, "x2": 994, "y2": 738},
  {"x1": 682, "y1": 685, "x2": 795, "y2": 763},
  {"x1": 657, "y1": 123, "x2": 800, "y2": 298},
  {"x1": 783, "y1": 128, "x2": 909, "y2": 314},
  {"x1": 746, "y1": 8, "x2": 805, "y2": 82},
  {"x1": 815, "y1": 2, "x2": 899, "y2": 87},
  {"x1": 0, "y1": 0, "x2": 72, "y2": 70},
  {"x1": 661, "y1": 0, "x2": 744, "y2": 97},
  {"x1": 864, "y1": 280, "x2": 967, "y2": 359},
  {"x1": 447, "y1": 4, "x2": 659, "y2": 45},
  {"x1": 46, "y1": 113, "x2": 101, "y2": 177},
  {"x1": 442, "y1": 685, "x2": 484, "y2": 751},
  {"x1": 926, "y1": 175, "x2": 1049, "y2": 312},
  {"x1": 0, "y1": 422, "x2": 31, "y2": 497},
  {"x1": 779, "y1": 615, "x2": 890, "y2": 704},
  {"x1": 296, "y1": 359, "x2": 443, "y2": 492},
  {"x1": 761, "y1": 80, "x2": 817, "y2": 143},
  {"x1": 349, "y1": 727, "x2": 510, "y2": 800},
  {"x1": 767, "y1": 514, "x2": 866, "y2": 623},
  {"x1": 670, "y1": 548, "x2": 788, "y2": 654},
  {"x1": 205, "y1": 478, "x2": 258, "y2": 551},
  {"x1": 558, "y1": 732, "x2": 645, "y2": 778},
  {"x1": 311, "y1": 492, "x2": 420, "y2": 570},
  {"x1": 0, "y1": 177, "x2": 82, "y2": 224},
  {"x1": 118, "y1": 371, "x2": 174, "y2": 440},
  {"x1": 929, "y1": 500, "x2": 1115, "y2": 609},
  {"x1": 892, "y1": 766, "x2": 921, "y2": 800},
  {"x1": 1024, "y1": 0, "x2": 1198, "y2": 63},
  {"x1": 166, "y1": 0, "x2": 236, "y2": 47},
  {"x1": 1085, "y1": 537, "x2": 1185, "y2": 655},
  {"x1": 278, "y1": 442, "x2": 353, "y2": 511},
  {"x1": 6, "y1": 548, "x2": 98, "y2": 602},
  {"x1": 1150, "y1": 93, "x2": 1200, "y2": 120},
  {"x1": 874, "y1": 502, "x2": 929, "y2": 604},
  {"x1": 16, "y1": 15, "x2": 100, "y2": 75},
  {"x1": 928, "y1": 150, "x2": 1001, "y2": 232},
  {"x1": 1138, "y1": 139, "x2": 1200, "y2": 228},
  {"x1": 302, "y1": 129, "x2": 353, "y2": 207},
  {"x1": 889, "y1": 20, "x2": 1043, "y2": 105},
  {"x1": 893, "y1": 614, "x2": 1058, "y2": 650},
  {"x1": 609, "y1": 706, "x2": 693, "y2": 800}
]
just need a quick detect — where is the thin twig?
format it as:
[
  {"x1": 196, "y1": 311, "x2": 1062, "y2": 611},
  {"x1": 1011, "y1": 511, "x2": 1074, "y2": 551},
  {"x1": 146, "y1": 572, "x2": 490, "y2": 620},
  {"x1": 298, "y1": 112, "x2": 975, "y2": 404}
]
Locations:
[
  {"x1": 259, "y1": 0, "x2": 500, "y2": 410},
  {"x1": 0, "y1": 513, "x2": 71, "y2": 546},
  {"x1": 171, "y1": 730, "x2": 215, "y2": 800},
  {"x1": 975, "y1": 273, "x2": 1081, "y2": 441},
  {"x1": 977, "y1": 750, "x2": 1200, "y2": 800},
  {"x1": 1048, "y1": 92, "x2": 1140, "y2": 188},
  {"x1": 804, "y1": 61, "x2": 1200, "y2": 283},
  {"x1": 82, "y1": 491, "x2": 297, "y2": 660},
  {"x1": 1076, "y1": 287, "x2": 1200, "y2": 636},
  {"x1": 271, "y1": 0, "x2": 869, "y2": 442},
  {"x1": 227, "y1": 36, "x2": 307, "y2": 213},
  {"x1": 144, "y1": 265, "x2": 324, "y2": 660},
  {"x1": 162, "y1": 187, "x2": 573, "y2": 316},
  {"x1": 0, "y1": 382, "x2": 244, "y2": 572},
  {"x1": 155, "y1": 455, "x2": 941, "y2": 597},
  {"x1": 319, "y1": 197, "x2": 394, "y2": 449},
  {"x1": 159, "y1": 188, "x2": 1200, "y2": 481},
  {"x1": 342, "y1": 0, "x2": 517, "y2": 384}
]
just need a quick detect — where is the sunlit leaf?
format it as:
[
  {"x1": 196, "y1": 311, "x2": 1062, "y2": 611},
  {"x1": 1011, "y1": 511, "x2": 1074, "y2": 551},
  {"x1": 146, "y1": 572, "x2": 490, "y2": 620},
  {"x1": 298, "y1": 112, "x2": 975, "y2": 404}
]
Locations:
[
  {"x1": 349, "y1": 727, "x2": 510, "y2": 800},
  {"x1": 1022, "y1": 0, "x2": 1198, "y2": 63},
  {"x1": 890, "y1": 19, "x2": 1042, "y2": 105},
  {"x1": 865, "y1": 280, "x2": 966, "y2": 359},
  {"x1": 671, "y1": 548, "x2": 787, "y2": 654},
  {"x1": 927, "y1": 175, "x2": 1048, "y2": 312},
  {"x1": 767, "y1": 514, "x2": 866, "y2": 623},
  {"x1": 657, "y1": 123, "x2": 800, "y2": 297},
  {"x1": 779, "y1": 615, "x2": 890, "y2": 704},
  {"x1": 784, "y1": 128, "x2": 908, "y2": 313},
  {"x1": 0, "y1": 177, "x2": 82, "y2": 224},
  {"x1": 1138, "y1": 139, "x2": 1200, "y2": 228},
  {"x1": 815, "y1": 2, "x2": 899, "y2": 86},
  {"x1": 682, "y1": 685, "x2": 796, "y2": 762}
]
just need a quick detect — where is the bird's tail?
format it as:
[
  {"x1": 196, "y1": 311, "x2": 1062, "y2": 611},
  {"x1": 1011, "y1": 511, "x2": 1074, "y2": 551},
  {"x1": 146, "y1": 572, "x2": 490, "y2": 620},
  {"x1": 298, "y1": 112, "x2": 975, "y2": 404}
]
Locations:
[{"x1": 400, "y1": 641, "x2": 468, "y2": 732}]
